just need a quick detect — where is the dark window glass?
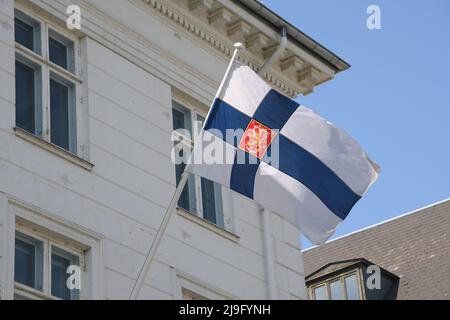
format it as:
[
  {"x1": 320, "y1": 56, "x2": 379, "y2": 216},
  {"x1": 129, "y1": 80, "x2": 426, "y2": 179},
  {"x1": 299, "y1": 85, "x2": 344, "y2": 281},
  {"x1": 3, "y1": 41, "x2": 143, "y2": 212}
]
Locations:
[
  {"x1": 51, "y1": 253, "x2": 71, "y2": 299},
  {"x1": 14, "y1": 234, "x2": 43, "y2": 291},
  {"x1": 14, "y1": 18, "x2": 34, "y2": 51},
  {"x1": 15, "y1": 61, "x2": 35, "y2": 133},
  {"x1": 173, "y1": 104, "x2": 195, "y2": 212},
  {"x1": 176, "y1": 158, "x2": 189, "y2": 211},
  {"x1": 173, "y1": 108, "x2": 186, "y2": 131},
  {"x1": 201, "y1": 178, "x2": 217, "y2": 223},
  {"x1": 50, "y1": 79, "x2": 70, "y2": 150},
  {"x1": 49, "y1": 37, "x2": 68, "y2": 70},
  {"x1": 14, "y1": 238, "x2": 35, "y2": 287},
  {"x1": 172, "y1": 103, "x2": 191, "y2": 135},
  {"x1": 51, "y1": 247, "x2": 80, "y2": 300},
  {"x1": 175, "y1": 151, "x2": 195, "y2": 212}
]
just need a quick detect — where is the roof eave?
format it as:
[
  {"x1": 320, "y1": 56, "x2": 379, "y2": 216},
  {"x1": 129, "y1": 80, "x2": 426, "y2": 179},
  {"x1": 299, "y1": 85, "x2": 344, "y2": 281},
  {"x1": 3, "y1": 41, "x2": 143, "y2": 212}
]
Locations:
[{"x1": 234, "y1": 0, "x2": 351, "y2": 73}]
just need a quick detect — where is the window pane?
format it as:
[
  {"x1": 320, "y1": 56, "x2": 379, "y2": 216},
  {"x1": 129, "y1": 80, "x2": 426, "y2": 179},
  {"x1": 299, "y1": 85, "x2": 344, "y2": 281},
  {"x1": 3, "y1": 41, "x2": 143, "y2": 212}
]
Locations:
[
  {"x1": 195, "y1": 114, "x2": 205, "y2": 137},
  {"x1": 50, "y1": 79, "x2": 70, "y2": 151},
  {"x1": 14, "y1": 233, "x2": 43, "y2": 291},
  {"x1": 51, "y1": 246, "x2": 80, "y2": 300},
  {"x1": 201, "y1": 178, "x2": 224, "y2": 227},
  {"x1": 14, "y1": 18, "x2": 34, "y2": 51},
  {"x1": 15, "y1": 61, "x2": 36, "y2": 134},
  {"x1": 49, "y1": 37, "x2": 68, "y2": 70},
  {"x1": 176, "y1": 162, "x2": 190, "y2": 211},
  {"x1": 345, "y1": 274, "x2": 360, "y2": 300},
  {"x1": 175, "y1": 150, "x2": 196, "y2": 213},
  {"x1": 172, "y1": 103, "x2": 192, "y2": 136},
  {"x1": 314, "y1": 285, "x2": 327, "y2": 300},
  {"x1": 201, "y1": 178, "x2": 217, "y2": 223},
  {"x1": 173, "y1": 103, "x2": 195, "y2": 212},
  {"x1": 329, "y1": 280, "x2": 343, "y2": 300}
]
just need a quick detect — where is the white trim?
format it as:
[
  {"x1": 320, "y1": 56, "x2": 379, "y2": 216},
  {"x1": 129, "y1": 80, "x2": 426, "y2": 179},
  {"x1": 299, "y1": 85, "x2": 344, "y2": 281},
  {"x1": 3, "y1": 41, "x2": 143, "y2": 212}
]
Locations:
[
  {"x1": 0, "y1": 192, "x2": 15, "y2": 300},
  {"x1": 14, "y1": 4, "x2": 88, "y2": 160},
  {"x1": 173, "y1": 268, "x2": 236, "y2": 300},
  {"x1": 303, "y1": 198, "x2": 450, "y2": 252},
  {"x1": 5, "y1": 197, "x2": 104, "y2": 299}
]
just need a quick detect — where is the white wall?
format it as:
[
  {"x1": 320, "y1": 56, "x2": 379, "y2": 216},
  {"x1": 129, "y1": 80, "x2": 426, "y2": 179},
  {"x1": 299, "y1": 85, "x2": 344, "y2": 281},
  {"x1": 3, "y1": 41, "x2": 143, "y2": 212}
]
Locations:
[{"x1": 0, "y1": 0, "x2": 306, "y2": 300}]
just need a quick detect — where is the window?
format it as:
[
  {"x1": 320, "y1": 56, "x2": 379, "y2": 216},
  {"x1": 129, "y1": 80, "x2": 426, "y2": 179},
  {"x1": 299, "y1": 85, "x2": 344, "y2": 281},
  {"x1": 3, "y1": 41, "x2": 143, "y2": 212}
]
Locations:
[
  {"x1": 344, "y1": 274, "x2": 360, "y2": 300},
  {"x1": 51, "y1": 246, "x2": 80, "y2": 300},
  {"x1": 14, "y1": 9, "x2": 81, "y2": 154},
  {"x1": 311, "y1": 272, "x2": 362, "y2": 300},
  {"x1": 14, "y1": 229, "x2": 84, "y2": 300},
  {"x1": 14, "y1": 232, "x2": 44, "y2": 291},
  {"x1": 14, "y1": 11, "x2": 40, "y2": 53},
  {"x1": 182, "y1": 288, "x2": 208, "y2": 300},
  {"x1": 172, "y1": 101, "x2": 224, "y2": 227},
  {"x1": 15, "y1": 59, "x2": 41, "y2": 134},
  {"x1": 313, "y1": 285, "x2": 327, "y2": 300},
  {"x1": 329, "y1": 280, "x2": 342, "y2": 300}
]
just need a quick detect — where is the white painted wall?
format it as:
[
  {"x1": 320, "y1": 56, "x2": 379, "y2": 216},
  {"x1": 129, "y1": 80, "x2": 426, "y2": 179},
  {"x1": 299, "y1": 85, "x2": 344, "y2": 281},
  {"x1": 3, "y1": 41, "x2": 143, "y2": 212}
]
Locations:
[{"x1": 0, "y1": 0, "x2": 306, "y2": 300}]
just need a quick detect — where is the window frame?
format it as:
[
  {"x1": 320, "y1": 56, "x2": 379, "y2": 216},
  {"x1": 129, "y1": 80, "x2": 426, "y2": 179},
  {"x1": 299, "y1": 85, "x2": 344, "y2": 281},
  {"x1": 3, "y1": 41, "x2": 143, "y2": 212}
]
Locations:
[
  {"x1": 14, "y1": 55, "x2": 43, "y2": 136},
  {"x1": 14, "y1": 230, "x2": 45, "y2": 292},
  {"x1": 14, "y1": 8, "x2": 82, "y2": 155},
  {"x1": 172, "y1": 98, "x2": 225, "y2": 227},
  {"x1": 174, "y1": 270, "x2": 233, "y2": 300},
  {"x1": 310, "y1": 269, "x2": 364, "y2": 300},
  {"x1": 14, "y1": 224, "x2": 85, "y2": 300},
  {"x1": 14, "y1": 9, "x2": 41, "y2": 54}
]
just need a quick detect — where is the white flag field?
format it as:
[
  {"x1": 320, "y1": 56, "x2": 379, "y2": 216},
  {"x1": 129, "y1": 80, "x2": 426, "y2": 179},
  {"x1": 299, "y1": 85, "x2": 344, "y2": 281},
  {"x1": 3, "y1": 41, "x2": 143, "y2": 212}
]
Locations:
[{"x1": 184, "y1": 60, "x2": 380, "y2": 245}]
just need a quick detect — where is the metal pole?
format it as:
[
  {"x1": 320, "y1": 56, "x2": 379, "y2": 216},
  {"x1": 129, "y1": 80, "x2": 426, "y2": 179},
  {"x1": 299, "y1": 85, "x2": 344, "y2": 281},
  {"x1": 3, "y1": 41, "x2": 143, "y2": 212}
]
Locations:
[
  {"x1": 260, "y1": 206, "x2": 278, "y2": 299},
  {"x1": 129, "y1": 171, "x2": 189, "y2": 300},
  {"x1": 129, "y1": 43, "x2": 243, "y2": 300},
  {"x1": 258, "y1": 27, "x2": 287, "y2": 76}
]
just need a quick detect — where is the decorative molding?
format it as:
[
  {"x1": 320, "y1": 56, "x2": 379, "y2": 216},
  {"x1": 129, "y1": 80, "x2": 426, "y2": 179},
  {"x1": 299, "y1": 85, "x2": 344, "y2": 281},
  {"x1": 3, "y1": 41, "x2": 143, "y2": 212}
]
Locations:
[{"x1": 141, "y1": 0, "x2": 303, "y2": 97}]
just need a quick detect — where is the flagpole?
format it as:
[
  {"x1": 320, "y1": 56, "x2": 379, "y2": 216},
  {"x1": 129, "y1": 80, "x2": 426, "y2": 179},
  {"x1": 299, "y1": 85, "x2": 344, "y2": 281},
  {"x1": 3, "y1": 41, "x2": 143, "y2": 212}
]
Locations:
[{"x1": 129, "y1": 43, "x2": 243, "y2": 300}]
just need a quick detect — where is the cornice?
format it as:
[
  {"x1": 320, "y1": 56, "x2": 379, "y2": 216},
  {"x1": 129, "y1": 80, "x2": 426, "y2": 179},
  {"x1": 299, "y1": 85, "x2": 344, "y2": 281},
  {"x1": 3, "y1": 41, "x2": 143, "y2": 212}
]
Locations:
[{"x1": 140, "y1": 0, "x2": 330, "y2": 97}]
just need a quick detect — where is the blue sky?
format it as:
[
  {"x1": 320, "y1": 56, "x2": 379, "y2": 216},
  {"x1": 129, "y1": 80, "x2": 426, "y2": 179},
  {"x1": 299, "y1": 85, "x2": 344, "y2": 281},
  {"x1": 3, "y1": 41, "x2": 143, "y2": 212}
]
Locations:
[{"x1": 263, "y1": 0, "x2": 450, "y2": 248}]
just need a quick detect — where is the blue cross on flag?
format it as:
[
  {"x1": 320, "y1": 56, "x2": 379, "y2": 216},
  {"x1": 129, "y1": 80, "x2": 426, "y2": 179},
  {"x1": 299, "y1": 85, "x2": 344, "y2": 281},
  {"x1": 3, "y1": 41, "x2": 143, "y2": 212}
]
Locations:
[{"x1": 186, "y1": 60, "x2": 379, "y2": 245}]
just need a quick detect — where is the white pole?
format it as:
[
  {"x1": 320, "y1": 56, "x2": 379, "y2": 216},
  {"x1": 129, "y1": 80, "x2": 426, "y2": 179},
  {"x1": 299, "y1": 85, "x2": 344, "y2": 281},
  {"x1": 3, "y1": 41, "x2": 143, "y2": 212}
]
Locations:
[
  {"x1": 129, "y1": 171, "x2": 189, "y2": 300},
  {"x1": 260, "y1": 206, "x2": 278, "y2": 299},
  {"x1": 129, "y1": 43, "x2": 243, "y2": 300}
]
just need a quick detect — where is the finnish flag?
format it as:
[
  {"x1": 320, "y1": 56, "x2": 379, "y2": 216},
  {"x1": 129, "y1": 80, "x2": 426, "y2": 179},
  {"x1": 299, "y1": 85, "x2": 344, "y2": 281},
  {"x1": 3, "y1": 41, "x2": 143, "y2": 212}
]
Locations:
[{"x1": 186, "y1": 60, "x2": 379, "y2": 245}]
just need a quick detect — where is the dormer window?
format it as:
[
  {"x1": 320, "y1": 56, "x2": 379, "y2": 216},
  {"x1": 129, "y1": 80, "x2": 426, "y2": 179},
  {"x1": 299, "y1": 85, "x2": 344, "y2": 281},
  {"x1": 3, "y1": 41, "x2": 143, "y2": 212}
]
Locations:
[
  {"x1": 306, "y1": 258, "x2": 400, "y2": 300},
  {"x1": 311, "y1": 272, "x2": 361, "y2": 300}
]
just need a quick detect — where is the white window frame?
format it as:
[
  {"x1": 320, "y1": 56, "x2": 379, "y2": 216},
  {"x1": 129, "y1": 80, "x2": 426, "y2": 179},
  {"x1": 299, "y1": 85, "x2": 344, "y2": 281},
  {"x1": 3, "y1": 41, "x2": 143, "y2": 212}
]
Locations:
[
  {"x1": 14, "y1": 224, "x2": 85, "y2": 300},
  {"x1": 310, "y1": 269, "x2": 365, "y2": 300},
  {"x1": 1, "y1": 199, "x2": 103, "y2": 300},
  {"x1": 172, "y1": 269, "x2": 233, "y2": 300},
  {"x1": 172, "y1": 99, "x2": 224, "y2": 227},
  {"x1": 14, "y1": 7, "x2": 83, "y2": 155}
]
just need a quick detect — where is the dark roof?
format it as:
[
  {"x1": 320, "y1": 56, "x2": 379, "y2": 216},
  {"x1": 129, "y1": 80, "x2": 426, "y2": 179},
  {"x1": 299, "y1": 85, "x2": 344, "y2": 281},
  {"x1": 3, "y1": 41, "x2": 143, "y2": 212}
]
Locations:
[
  {"x1": 303, "y1": 199, "x2": 450, "y2": 299},
  {"x1": 306, "y1": 258, "x2": 398, "y2": 284},
  {"x1": 234, "y1": 0, "x2": 351, "y2": 72}
]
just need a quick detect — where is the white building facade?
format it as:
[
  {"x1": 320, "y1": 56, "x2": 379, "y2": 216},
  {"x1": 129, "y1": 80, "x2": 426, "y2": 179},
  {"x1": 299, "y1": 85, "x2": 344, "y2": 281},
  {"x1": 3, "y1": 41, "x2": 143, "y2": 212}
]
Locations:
[{"x1": 0, "y1": 0, "x2": 348, "y2": 300}]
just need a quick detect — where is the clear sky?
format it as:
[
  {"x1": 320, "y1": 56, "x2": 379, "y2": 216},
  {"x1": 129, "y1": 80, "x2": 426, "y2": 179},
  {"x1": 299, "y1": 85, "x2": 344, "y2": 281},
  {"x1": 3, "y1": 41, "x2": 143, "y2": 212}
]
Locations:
[{"x1": 262, "y1": 0, "x2": 450, "y2": 248}]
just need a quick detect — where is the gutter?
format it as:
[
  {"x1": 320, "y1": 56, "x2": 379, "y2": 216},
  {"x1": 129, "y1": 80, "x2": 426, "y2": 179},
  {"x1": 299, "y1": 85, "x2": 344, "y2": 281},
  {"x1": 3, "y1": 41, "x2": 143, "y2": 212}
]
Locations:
[
  {"x1": 234, "y1": 0, "x2": 351, "y2": 73},
  {"x1": 258, "y1": 27, "x2": 287, "y2": 76}
]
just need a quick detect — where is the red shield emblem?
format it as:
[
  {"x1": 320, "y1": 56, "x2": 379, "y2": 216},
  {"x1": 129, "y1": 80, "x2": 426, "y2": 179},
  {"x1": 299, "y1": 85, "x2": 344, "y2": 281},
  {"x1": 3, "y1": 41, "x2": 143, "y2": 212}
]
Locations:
[{"x1": 238, "y1": 119, "x2": 276, "y2": 159}]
